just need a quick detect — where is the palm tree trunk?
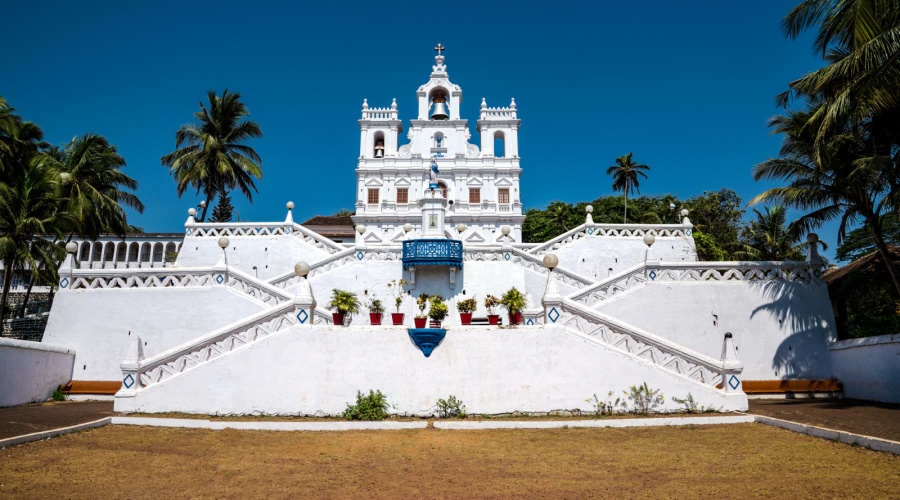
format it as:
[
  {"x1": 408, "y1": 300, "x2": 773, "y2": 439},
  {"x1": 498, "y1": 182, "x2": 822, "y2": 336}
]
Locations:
[
  {"x1": 19, "y1": 277, "x2": 34, "y2": 318},
  {"x1": 623, "y1": 188, "x2": 628, "y2": 223},
  {"x1": 867, "y1": 216, "x2": 900, "y2": 297},
  {"x1": 0, "y1": 260, "x2": 14, "y2": 325}
]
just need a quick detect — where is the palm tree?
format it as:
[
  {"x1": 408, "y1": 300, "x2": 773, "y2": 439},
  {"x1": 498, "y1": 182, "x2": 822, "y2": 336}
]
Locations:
[
  {"x1": 38, "y1": 134, "x2": 144, "y2": 239},
  {"x1": 778, "y1": 1, "x2": 900, "y2": 154},
  {"x1": 752, "y1": 106, "x2": 900, "y2": 294},
  {"x1": 740, "y1": 206, "x2": 808, "y2": 261},
  {"x1": 0, "y1": 160, "x2": 76, "y2": 323},
  {"x1": 161, "y1": 90, "x2": 263, "y2": 221},
  {"x1": 607, "y1": 152, "x2": 650, "y2": 223}
]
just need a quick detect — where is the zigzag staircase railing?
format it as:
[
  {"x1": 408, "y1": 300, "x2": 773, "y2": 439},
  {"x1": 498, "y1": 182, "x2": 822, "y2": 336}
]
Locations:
[
  {"x1": 527, "y1": 223, "x2": 690, "y2": 258},
  {"x1": 267, "y1": 248, "x2": 405, "y2": 291},
  {"x1": 651, "y1": 261, "x2": 822, "y2": 283},
  {"x1": 555, "y1": 298, "x2": 732, "y2": 390},
  {"x1": 226, "y1": 268, "x2": 293, "y2": 306},
  {"x1": 567, "y1": 263, "x2": 648, "y2": 306},
  {"x1": 62, "y1": 267, "x2": 221, "y2": 291},
  {"x1": 185, "y1": 222, "x2": 345, "y2": 255},
  {"x1": 509, "y1": 249, "x2": 594, "y2": 290},
  {"x1": 122, "y1": 299, "x2": 331, "y2": 392}
]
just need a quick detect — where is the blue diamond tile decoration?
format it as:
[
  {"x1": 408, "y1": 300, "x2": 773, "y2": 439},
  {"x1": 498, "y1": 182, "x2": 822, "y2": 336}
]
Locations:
[
  {"x1": 216, "y1": 274, "x2": 224, "y2": 284},
  {"x1": 685, "y1": 229, "x2": 692, "y2": 237},
  {"x1": 59, "y1": 277, "x2": 69, "y2": 289},
  {"x1": 728, "y1": 374, "x2": 740, "y2": 390},
  {"x1": 249, "y1": 290, "x2": 256, "y2": 297},
  {"x1": 504, "y1": 252, "x2": 511, "y2": 261},
  {"x1": 356, "y1": 251, "x2": 365, "y2": 260},
  {"x1": 548, "y1": 307, "x2": 560, "y2": 323},
  {"x1": 649, "y1": 270, "x2": 657, "y2": 280},
  {"x1": 285, "y1": 228, "x2": 291, "y2": 234},
  {"x1": 814, "y1": 269, "x2": 821, "y2": 278},
  {"x1": 526, "y1": 318, "x2": 534, "y2": 325},
  {"x1": 185, "y1": 228, "x2": 192, "y2": 236},
  {"x1": 123, "y1": 373, "x2": 134, "y2": 389},
  {"x1": 296, "y1": 309, "x2": 308, "y2": 324},
  {"x1": 587, "y1": 228, "x2": 594, "y2": 235}
]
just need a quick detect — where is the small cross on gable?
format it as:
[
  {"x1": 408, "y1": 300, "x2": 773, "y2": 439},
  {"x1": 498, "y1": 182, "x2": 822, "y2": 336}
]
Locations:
[{"x1": 434, "y1": 43, "x2": 445, "y2": 55}]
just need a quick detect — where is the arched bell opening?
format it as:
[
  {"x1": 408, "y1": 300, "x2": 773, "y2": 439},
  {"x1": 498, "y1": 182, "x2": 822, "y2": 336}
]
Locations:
[
  {"x1": 493, "y1": 131, "x2": 505, "y2": 158},
  {"x1": 437, "y1": 181, "x2": 448, "y2": 199},
  {"x1": 373, "y1": 131, "x2": 385, "y2": 158},
  {"x1": 429, "y1": 88, "x2": 449, "y2": 120}
]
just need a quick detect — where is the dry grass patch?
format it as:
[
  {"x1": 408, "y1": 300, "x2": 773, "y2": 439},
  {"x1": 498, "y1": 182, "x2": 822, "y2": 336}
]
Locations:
[{"x1": 1, "y1": 423, "x2": 898, "y2": 498}]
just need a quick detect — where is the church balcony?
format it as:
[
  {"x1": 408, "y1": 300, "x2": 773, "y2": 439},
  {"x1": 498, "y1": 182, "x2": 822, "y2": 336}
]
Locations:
[
  {"x1": 498, "y1": 204, "x2": 511, "y2": 212},
  {"x1": 402, "y1": 239, "x2": 463, "y2": 269}
]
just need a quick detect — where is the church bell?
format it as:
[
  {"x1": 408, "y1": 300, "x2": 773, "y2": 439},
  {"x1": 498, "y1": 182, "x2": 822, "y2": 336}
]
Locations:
[{"x1": 431, "y1": 102, "x2": 449, "y2": 120}]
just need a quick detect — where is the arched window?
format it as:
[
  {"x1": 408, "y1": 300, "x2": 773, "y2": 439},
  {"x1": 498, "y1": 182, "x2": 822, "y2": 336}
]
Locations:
[
  {"x1": 434, "y1": 132, "x2": 444, "y2": 148},
  {"x1": 437, "y1": 181, "x2": 448, "y2": 199},
  {"x1": 493, "y1": 131, "x2": 505, "y2": 158}
]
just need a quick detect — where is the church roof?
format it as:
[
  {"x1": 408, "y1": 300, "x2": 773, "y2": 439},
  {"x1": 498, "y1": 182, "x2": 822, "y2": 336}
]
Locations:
[
  {"x1": 823, "y1": 245, "x2": 900, "y2": 285},
  {"x1": 301, "y1": 215, "x2": 354, "y2": 226}
]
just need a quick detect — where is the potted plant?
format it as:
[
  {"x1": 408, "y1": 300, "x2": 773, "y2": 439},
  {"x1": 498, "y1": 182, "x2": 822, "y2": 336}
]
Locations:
[
  {"x1": 328, "y1": 289, "x2": 360, "y2": 326},
  {"x1": 387, "y1": 279, "x2": 408, "y2": 325},
  {"x1": 428, "y1": 296, "x2": 449, "y2": 329},
  {"x1": 368, "y1": 298, "x2": 384, "y2": 325},
  {"x1": 457, "y1": 297, "x2": 477, "y2": 325},
  {"x1": 414, "y1": 293, "x2": 429, "y2": 328},
  {"x1": 484, "y1": 295, "x2": 501, "y2": 325},
  {"x1": 501, "y1": 287, "x2": 527, "y2": 326}
]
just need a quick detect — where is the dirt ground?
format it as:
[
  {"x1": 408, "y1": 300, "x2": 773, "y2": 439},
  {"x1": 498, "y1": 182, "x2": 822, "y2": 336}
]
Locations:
[
  {"x1": 749, "y1": 398, "x2": 900, "y2": 442},
  {"x1": 1, "y1": 423, "x2": 898, "y2": 498},
  {"x1": 0, "y1": 401, "x2": 113, "y2": 440}
]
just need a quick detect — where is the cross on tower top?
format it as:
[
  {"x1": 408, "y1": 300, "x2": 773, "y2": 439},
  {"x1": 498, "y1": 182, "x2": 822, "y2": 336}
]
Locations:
[{"x1": 434, "y1": 43, "x2": 445, "y2": 55}]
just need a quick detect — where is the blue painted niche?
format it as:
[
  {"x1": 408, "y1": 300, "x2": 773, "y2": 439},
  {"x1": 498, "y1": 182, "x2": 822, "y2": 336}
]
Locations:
[{"x1": 407, "y1": 328, "x2": 447, "y2": 357}]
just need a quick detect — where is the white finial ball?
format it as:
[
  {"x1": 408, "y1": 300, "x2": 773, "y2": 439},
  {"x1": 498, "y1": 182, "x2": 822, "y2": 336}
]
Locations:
[
  {"x1": 543, "y1": 253, "x2": 559, "y2": 269},
  {"x1": 294, "y1": 261, "x2": 310, "y2": 277},
  {"x1": 456, "y1": 223, "x2": 467, "y2": 233},
  {"x1": 218, "y1": 237, "x2": 230, "y2": 249},
  {"x1": 585, "y1": 205, "x2": 593, "y2": 214},
  {"x1": 356, "y1": 225, "x2": 366, "y2": 235},
  {"x1": 680, "y1": 209, "x2": 689, "y2": 217},
  {"x1": 286, "y1": 201, "x2": 294, "y2": 210},
  {"x1": 501, "y1": 226, "x2": 511, "y2": 236},
  {"x1": 188, "y1": 208, "x2": 197, "y2": 216},
  {"x1": 807, "y1": 233, "x2": 819, "y2": 243},
  {"x1": 403, "y1": 223, "x2": 413, "y2": 233},
  {"x1": 65, "y1": 242, "x2": 78, "y2": 253},
  {"x1": 643, "y1": 233, "x2": 655, "y2": 246}
]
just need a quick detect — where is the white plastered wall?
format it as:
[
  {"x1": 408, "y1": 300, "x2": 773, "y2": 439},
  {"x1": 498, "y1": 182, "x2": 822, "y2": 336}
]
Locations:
[
  {"x1": 554, "y1": 237, "x2": 696, "y2": 281},
  {"x1": 115, "y1": 325, "x2": 746, "y2": 415},
  {"x1": 829, "y1": 334, "x2": 900, "y2": 403},
  {"x1": 595, "y1": 280, "x2": 837, "y2": 381},
  {"x1": 175, "y1": 236, "x2": 331, "y2": 280},
  {"x1": 0, "y1": 338, "x2": 75, "y2": 407},
  {"x1": 42, "y1": 287, "x2": 265, "y2": 381}
]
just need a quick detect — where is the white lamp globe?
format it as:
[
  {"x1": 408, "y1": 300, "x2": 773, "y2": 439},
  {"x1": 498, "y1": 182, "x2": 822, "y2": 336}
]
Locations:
[
  {"x1": 456, "y1": 223, "x2": 466, "y2": 233},
  {"x1": 188, "y1": 208, "x2": 197, "y2": 216},
  {"x1": 669, "y1": 203, "x2": 676, "y2": 211},
  {"x1": 356, "y1": 225, "x2": 366, "y2": 235},
  {"x1": 680, "y1": 209, "x2": 689, "y2": 217},
  {"x1": 501, "y1": 226, "x2": 511, "y2": 236},
  {"x1": 543, "y1": 253, "x2": 559, "y2": 269},
  {"x1": 642, "y1": 233, "x2": 655, "y2": 247},
  {"x1": 585, "y1": 205, "x2": 593, "y2": 213},
  {"x1": 218, "y1": 237, "x2": 230, "y2": 249},
  {"x1": 199, "y1": 200, "x2": 207, "y2": 208},
  {"x1": 286, "y1": 201, "x2": 294, "y2": 210},
  {"x1": 65, "y1": 242, "x2": 78, "y2": 253},
  {"x1": 294, "y1": 261, "x2": 310, "y2": 277},
  {"x1": 403, "y1": 223, "x2": 413, "y2": 233},
  {"x1": 807, "y1": 233, "x2": 819, "y2": 244}
]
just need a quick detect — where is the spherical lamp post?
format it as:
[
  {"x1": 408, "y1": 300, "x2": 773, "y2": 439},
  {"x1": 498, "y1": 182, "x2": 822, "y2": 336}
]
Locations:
[
  {"x1": 643, "y1": 232, "x2": 656, "y2": 263},
  {"x1": 456, "y1": 223, "x2": 466, "y2": 234},
  {"x1": 65, "y1": 242, "x2": 78, "y2": 254},
  {"x1": 543, "y1": 253, "x2": 559, "y2": 271},
  {"x1": 294, "y1": 261, "x2": 310, "y2": 279}
]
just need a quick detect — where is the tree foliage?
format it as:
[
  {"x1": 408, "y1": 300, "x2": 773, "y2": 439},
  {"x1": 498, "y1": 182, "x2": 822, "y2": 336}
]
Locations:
[
  {"x1": 606, "y1": 152, "x2": 650, "y2": 223},
  {"x1": 209, "y1": 192, "x2": 234, "y2": 223},
  {"x1": 836, "y1": 216, "x2": 900, "y2": 261}
]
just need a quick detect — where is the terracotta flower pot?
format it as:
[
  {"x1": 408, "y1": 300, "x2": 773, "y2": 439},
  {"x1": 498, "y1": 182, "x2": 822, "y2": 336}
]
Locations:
[
  {"x1": 369, "y1": 313, "x2": 382, "y2": 325},
  {"x1": 488, "y1": 314, "x2": 500, "y2": 325},
  {"x1": 414, "y1": 317, "x2": 427, "y2": 329},
  {"x1": 460, "y1": 312, "x2": 473, "y2": 325},
  {"x1": 508, "y1": 312, "x2": 522, "y2": 325},
  {"x1": 391, "y1": 313, "x2": 405, "y2": 325},
  {"x1": 429, "y1": 320, "x2": 442, "y2": 329},
  {"x1": 332, "y1": 312, "x2": 346, "y2": 326}
]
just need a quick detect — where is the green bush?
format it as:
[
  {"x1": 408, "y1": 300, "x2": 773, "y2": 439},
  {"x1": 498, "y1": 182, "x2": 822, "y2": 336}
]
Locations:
[
  {"x1": 436, "y1": 395, "x2": 467, "y2": 418},
  {"x1": 51, "y1": 386, "x2": 66, "y2": 402},
  {"x1": 342, "y1": 390, "x2": 390, "y2": 421},
  {"x1": 501, "y1": 287, "x2": 527, "y2": 314}
]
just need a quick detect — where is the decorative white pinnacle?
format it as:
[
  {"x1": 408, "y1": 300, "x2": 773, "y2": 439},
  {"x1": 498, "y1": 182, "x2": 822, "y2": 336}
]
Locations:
[
  {"x1": 481, "y1": 98, "x2": 487, "y2": 109},
  {"x1": 510, "y1": 98, "x2": 516, "y2": 109},
  {"x1": 362, "y1": 99, "x2": 368, "y2": 109},
  {"x1": 391, "y1": 98, "x2": 397, "y2": 109}
]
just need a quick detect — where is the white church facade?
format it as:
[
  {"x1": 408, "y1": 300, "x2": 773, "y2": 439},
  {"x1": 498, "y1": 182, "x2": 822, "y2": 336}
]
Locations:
[
  {"x1": 353, "y1": 46, "x2": 525, "y2": 246},
  {"x1": 0, "y1": 47, "x2": 847, "y2": 415}
]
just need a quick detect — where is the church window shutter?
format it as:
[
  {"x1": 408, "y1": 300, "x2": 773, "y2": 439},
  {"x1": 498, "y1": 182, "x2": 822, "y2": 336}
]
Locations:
[
  {"x1": 368, "y1": 188, "x2": 379, "y2": 204},
  {"x1": 469, "y1": 188, "x2": 481, "y2": 204}
]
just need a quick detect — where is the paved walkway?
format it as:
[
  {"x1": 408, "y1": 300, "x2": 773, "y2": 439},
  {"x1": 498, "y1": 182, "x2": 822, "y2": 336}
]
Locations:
[
  {"x1": 0, "y1": 401, "x2": 113, "y2": 440},
  {"x1": 748, "y1": 398, "x2": 900, "y2": 442}
]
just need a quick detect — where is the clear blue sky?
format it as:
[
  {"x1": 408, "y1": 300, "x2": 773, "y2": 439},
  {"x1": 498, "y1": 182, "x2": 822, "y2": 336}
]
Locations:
[{"x1": 5, "y1": 1, "x2": 840, "y2": 259}]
